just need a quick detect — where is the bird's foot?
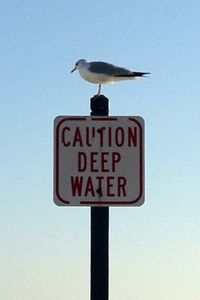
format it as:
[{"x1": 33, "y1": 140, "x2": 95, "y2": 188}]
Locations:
[{"x1": 97, "y1": 84, "x2": 102, "y2": 96}]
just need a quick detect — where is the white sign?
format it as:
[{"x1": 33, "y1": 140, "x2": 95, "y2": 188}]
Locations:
[{"x1": 54, "y1": 116, "x2": 144, "y2": 206}]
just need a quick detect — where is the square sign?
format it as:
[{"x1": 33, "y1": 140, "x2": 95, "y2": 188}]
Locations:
[{"x1": 54, "y1": 116, "x2": 144, "y2": 206}]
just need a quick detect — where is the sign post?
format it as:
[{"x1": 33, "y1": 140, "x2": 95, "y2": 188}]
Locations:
[
  {"x1": 53, "y1": 95, "x2": 145, "y2": 300},
  {"x1": 90, "y1": 95, "x2": 109, "y2": 300}
]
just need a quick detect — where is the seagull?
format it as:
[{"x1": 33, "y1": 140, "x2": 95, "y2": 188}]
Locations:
[{"x1": 71, "y1": 59, "x2": 150, "y2": 95}]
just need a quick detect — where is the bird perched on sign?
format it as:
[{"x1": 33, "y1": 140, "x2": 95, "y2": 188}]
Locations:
[{"x1": 71, "y1": 59, "x2": 150, "y2": 95}]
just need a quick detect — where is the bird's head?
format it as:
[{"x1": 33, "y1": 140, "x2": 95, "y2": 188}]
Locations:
[{"x1": 71, "y1": 59, "x2": 87, "y2": 73}]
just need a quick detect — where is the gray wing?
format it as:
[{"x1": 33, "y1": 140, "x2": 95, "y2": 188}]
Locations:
[{"x1": 88, "y1": 61, "x2": 132, "y2": 76}]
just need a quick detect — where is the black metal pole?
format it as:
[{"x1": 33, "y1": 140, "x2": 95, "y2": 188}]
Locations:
[{"x1": 90, "y1": 95, "x2": 109, "y2": 300}]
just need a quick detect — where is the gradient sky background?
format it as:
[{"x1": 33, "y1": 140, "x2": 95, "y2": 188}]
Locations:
[{"x1": 1, "y1": 1, "x2": 200, "y2": 299}]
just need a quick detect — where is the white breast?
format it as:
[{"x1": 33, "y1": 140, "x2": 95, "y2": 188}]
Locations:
[{"x1": 79, "y1": 68, "x2": 114, "y2": 84}]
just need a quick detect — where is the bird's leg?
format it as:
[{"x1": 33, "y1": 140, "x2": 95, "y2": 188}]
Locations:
[{"x1": 98, "y1": 84, "x2": 102, "y2": 96}]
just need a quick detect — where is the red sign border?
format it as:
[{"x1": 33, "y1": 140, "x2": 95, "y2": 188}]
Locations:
[{"x1": 54, "y1": 116, "x2": 144, "y2": 206}]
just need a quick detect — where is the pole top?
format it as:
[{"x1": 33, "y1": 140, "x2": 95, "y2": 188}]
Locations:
[{"x1": 90, "y1": 95, "x2": 109, "y2": 116}]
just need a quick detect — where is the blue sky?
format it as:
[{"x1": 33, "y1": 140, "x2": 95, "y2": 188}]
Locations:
[{"x1": 1, "y1": 1, "x2": 200, "y2": 299}]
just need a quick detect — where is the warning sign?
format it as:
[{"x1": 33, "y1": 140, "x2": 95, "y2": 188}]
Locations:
[{"x1": 54, "y1": 116, "x2": 144, "y2": 206}]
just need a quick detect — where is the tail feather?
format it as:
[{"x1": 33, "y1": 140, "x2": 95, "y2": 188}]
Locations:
[{"x1": 115, "y1": 72, "x2": 150, "y2": 78}]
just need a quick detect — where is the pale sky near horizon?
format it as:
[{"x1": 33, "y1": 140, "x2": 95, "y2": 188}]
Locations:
[{"x1": 1, "y1": 1, "x2": 200, "y2": 299}]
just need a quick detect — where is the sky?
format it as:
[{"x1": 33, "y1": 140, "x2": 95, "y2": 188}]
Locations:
[{"x1": 0, "y1": 0, "x2": 200, "y2": 299}]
